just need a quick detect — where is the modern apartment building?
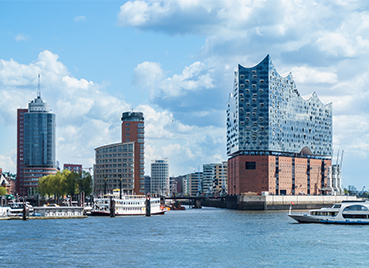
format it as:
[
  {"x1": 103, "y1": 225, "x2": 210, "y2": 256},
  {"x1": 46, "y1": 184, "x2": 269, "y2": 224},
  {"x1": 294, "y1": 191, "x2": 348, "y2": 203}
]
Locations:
[
  {"x1": 227, "y1": 55, "x2": 332, "y2": 195},
  {"x1": 150, "y1": 159, "x2": 169, "y2": 196},
  {"x1": 121, "y1": 111, "x2": 145, "y2": 194},
  {"x1": 202, "y1": 162, "x2": 228, "y2": 196},
  {"x1": 17, "y1": 93, "x2": 57, "y2": 196},
  {"x1": 184, "y1": 172, "x2": 203, "y2": 197}
]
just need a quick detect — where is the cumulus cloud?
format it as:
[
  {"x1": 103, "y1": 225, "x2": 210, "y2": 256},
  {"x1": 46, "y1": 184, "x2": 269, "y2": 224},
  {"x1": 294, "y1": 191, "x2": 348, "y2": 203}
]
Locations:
[
  {"x1": 289, "y1": 66, "x2": 338, "y2": 84},
  {"x1": 134, "y1": 61, "x2": 215, "y2": 97},
  {"x1": 133, "y1": 61, "x2": 165, "y2": 89}
]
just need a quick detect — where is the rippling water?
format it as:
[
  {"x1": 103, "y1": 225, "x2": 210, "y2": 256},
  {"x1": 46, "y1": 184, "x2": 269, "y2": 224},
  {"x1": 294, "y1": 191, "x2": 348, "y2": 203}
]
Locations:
[{"x1": 1, "y1": 207, "x2": 368, "y2": 267}]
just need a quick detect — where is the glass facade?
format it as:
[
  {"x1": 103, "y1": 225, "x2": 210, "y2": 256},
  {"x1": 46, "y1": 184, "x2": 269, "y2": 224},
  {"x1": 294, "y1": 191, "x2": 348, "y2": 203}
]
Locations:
[
  {"x1": 227, "y1": 55, "x2": 332, "y2": 158},
  {"x1": 23, "y1": 96, "x2": 56, "y2": 168}
]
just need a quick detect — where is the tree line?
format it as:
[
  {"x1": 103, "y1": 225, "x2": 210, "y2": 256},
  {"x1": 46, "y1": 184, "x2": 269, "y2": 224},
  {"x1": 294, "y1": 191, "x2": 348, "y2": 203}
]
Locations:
[{"x1": 38, "y1": 169, "x2": 92, "y2": 199}]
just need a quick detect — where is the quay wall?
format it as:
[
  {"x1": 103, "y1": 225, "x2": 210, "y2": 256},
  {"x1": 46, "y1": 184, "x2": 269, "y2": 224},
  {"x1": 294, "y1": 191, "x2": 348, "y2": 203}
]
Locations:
[{"x1": 202, "y1": 195, "x2": 359, "y2": 210}]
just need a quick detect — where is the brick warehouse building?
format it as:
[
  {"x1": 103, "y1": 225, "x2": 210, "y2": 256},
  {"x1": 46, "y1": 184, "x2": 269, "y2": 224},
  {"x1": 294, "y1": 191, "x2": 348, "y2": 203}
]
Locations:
[{"x1": 227, "y1": 55, "x2": 332, "y2": 196}]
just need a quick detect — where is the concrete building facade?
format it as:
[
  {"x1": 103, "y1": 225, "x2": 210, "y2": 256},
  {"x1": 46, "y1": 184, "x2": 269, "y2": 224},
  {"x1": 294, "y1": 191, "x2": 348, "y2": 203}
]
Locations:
[
  {"x1": 94, "y1": 142, "x2": 135, "y2": 195},
  {"x1": 17, "y1": 93, "x2": 57, "y2": 196},
  {"x1": 150, "y1": 159, "x2": 169, "y2": 196},
  {"x1": 227, "y1": 55, "x2": 333, "y2": 196}
]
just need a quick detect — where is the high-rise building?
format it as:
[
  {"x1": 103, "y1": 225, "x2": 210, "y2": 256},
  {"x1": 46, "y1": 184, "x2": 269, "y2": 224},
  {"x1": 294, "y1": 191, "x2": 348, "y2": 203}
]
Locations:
[
  {"x1": 121, "y1": 112, "x2": 145, "y2": 194},
  {"x1": 17, "y1": 92, "x2": 57, "y2": 196},
  {"x1": 227, "y1": 55, "x2": 332, "y2": 196},
  {"x1": 150, "y1": 159, "x2": 169, "y2": 196}
]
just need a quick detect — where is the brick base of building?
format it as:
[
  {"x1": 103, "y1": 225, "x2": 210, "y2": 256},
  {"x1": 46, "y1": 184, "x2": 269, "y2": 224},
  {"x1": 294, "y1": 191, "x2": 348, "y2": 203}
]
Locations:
[{"x1": 228, "y1": 154, "x2": 331, "y2": 196}]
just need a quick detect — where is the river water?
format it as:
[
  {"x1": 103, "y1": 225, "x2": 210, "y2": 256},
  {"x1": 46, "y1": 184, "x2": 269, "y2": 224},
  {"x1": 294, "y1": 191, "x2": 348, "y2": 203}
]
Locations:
[{"x1": 0, "y1": 207, "x2": 368, "y2": 267}]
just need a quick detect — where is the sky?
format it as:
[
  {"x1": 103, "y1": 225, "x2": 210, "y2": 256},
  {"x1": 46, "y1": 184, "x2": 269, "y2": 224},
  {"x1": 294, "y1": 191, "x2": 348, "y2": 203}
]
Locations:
[{"x1": 0, "y1": 0, "x2": 369, "y2": 190}]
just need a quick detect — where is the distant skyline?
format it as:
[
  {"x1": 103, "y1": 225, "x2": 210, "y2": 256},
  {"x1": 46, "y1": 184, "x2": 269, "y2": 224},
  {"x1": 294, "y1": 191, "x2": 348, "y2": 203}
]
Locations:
[{"x1": 1, "y1": 1, "x2": 369, "y2": 189}]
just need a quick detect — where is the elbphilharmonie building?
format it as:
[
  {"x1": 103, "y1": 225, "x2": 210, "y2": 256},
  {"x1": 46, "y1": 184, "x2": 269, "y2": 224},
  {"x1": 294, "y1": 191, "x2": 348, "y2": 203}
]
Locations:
[{"x1": 227, "y1": 55, "x2": 333, "y2": 196}]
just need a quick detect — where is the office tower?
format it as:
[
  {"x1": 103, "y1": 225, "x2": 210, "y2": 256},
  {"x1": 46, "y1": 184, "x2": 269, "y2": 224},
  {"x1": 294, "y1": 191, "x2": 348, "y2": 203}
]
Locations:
[
  {"x1": 227, "y1": 55, "x2": 332, "y2": 195},
  {"x1": 17, "y1": 92, "x2": 57, "y2": 196},
  {"x1": 121, "y1": 111, "x2": 145, "y2": 194},
  {"x1": 150, "y1": 159, "x2": 169, "y2": 196},
  {"x1": 94, "y1": 142, "x2": 136, "y2": 195}
]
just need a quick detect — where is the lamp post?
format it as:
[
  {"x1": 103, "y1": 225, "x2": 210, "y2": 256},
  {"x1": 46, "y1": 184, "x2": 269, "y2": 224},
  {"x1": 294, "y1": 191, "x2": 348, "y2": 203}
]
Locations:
[
  {"x1": 119, "y1": 178, "x2": 122, "y2": 199},
  {"x1": 104, "y1": 177, "x2": 107, "y2": 195}
]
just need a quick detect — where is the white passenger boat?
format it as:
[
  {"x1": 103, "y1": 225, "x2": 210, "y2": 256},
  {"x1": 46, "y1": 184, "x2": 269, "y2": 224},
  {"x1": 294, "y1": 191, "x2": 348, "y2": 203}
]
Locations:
[
  {"x1": 288, "y1": 200, "x2": 369, "y2": 224},
  {"x1": 91, "y1": 194, "x2": 166, "y2": 216},
  {"x1": 5, "y1": 201, "x2": 34, "y2": 216}
]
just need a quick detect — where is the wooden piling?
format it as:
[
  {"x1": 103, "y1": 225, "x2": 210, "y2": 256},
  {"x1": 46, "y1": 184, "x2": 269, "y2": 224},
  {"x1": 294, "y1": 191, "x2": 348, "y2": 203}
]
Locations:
[
  {"x1": 110, "y1": 196, "x2": 115, "y2": 217},
  {"x1": 146, "y1": 193, "x2": 151, "y2": 216},
  {"x1": 22, "y1": 203, "x2": 27, "y2": 220}
]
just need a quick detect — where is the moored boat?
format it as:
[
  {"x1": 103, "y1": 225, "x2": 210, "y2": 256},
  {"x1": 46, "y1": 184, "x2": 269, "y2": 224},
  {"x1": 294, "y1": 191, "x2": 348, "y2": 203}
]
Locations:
[
  {"x1": 91, "y1": 194, "x2": 167, "y2": 216},
  {"x1": 288, "y1": 200, "x2": 369, "y2": 224},
  {"x1": 5, "y1": 201, "x2": 34, "y2": 216}
]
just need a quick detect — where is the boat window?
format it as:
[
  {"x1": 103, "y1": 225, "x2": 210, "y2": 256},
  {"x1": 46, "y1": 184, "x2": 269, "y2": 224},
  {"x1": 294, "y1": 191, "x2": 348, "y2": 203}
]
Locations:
[
  {"x1": 332, "y1": 204, "x2": 341, "y2": 208},
  {"x1": 343, "y1": 205, "x2": 369, "y2": 211}
]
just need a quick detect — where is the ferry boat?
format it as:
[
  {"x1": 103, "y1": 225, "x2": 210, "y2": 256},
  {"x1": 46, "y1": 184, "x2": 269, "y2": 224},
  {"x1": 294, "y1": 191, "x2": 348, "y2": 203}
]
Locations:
[
  {"x1": 288, "y1": 200, "x2": 369, "y2": 224},
  {"x1": 91, "y1": 194, "x2": 166, "y2": 216}
]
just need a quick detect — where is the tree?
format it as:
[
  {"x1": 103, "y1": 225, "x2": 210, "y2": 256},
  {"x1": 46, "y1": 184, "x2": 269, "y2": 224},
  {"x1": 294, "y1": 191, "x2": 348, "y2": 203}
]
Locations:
[
  {"x1": 77, "y1": 171, "x2": 92, "y2": 196},
  {"x1": 39, "y1": 175, "x2": 54, "y2": 197},
  {"x1": 0, "y1": 186, "x2": 7, "y2": 196},
  {"x1": 64, "y1": 170, "x2": 78, "y2": 197}
]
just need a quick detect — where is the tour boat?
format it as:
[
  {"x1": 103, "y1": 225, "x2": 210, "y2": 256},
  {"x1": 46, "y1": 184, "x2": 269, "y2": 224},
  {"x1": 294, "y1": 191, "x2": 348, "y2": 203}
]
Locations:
[
  {"x1": 288, "y1": 200, "x2": 369, "y2": 224},
  {"x1": 91, "y1": 194, "x2": 167, "y2": 216}
]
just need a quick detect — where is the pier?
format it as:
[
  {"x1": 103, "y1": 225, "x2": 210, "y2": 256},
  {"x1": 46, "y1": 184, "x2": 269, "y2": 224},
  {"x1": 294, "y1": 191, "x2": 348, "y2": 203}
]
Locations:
[{"x1": 164, "y1": 195, "x2": 359, "y2": 210}]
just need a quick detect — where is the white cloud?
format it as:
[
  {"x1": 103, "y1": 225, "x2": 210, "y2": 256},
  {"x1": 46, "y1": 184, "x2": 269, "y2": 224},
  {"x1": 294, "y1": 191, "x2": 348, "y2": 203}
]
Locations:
[
  {"x1": 74, "y1": 15, "x2": 86, "y2": 22},
  {"x1": 15, "y1": 33, "x2": 28, "y2": 41},
  {"x1": 0, "y1": 155, "x2": 15, "y2": 172},
  {"x1": 134, "y1": 61, "x2": 215, "y2": 97},
  {"x1": 133, "y1": 61, "x2": 165, "y2": 89},
  {"x1": 289, "y1": 66, "x2": 338, "y2": 84}
]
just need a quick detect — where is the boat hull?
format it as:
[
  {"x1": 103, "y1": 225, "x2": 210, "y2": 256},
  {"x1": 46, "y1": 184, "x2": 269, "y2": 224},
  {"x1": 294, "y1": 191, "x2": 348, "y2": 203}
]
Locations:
[{"x1": 90, "y1": 210, "x2": 166, "y2": 216}]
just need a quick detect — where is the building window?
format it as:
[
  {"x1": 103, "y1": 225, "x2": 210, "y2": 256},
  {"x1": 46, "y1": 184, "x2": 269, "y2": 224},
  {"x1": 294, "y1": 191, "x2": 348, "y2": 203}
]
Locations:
[{"x1": 246, "y1": 162, "x2": 256, "y2": 169}]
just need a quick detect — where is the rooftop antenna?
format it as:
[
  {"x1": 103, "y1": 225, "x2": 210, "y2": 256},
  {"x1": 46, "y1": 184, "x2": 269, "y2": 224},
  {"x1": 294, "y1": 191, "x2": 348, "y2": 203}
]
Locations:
[{"x1": 37, "y1": 73, "x2": 41, "y2": 98}]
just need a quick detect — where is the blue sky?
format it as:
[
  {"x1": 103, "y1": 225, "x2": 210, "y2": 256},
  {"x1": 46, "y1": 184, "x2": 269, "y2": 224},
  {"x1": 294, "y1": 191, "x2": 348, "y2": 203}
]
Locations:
[{"x1": 1, "y1": 0, "x2": 369, "y2": 190}]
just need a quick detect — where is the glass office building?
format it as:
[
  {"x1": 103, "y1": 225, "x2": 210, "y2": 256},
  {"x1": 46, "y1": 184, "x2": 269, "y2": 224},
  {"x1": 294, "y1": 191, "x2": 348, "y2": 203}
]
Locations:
[{"x1": 17, "y1": 93, "x2": 57, "y2": 196}]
